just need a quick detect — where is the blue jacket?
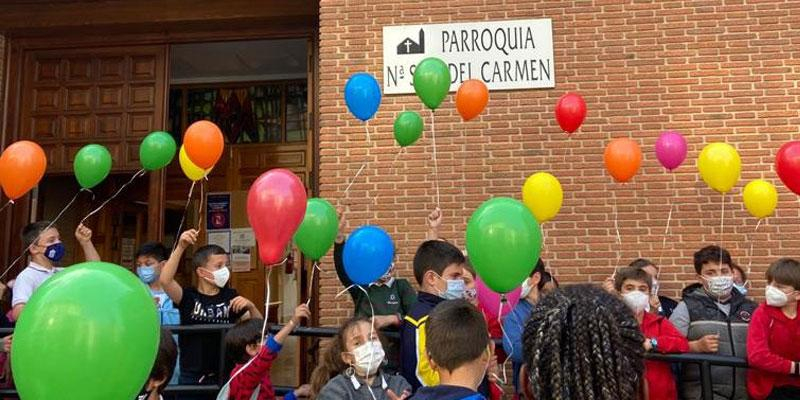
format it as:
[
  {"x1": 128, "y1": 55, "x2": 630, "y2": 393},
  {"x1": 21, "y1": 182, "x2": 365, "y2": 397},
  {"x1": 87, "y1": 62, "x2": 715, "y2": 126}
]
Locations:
[
  {"x1": 400, "y1": 292, "x2": 444, "y2": 391},
  {"x1": 502, "y1": 299, "x2": 533, "y2": 364},
  {"x1": 410, "y1": 385, "x2": 485, "y2": 400}
]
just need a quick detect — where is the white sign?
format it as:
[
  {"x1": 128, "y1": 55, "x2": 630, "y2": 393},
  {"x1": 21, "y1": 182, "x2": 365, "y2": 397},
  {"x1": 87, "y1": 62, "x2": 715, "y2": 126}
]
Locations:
[
  {"x1": 231, "y1": 228, "x2": 255, "y2": 272},
  {"x1": 207, "y1": 230, "x2": 231, "y2": 253},
  {"x1": 383, "y1": 19, "x2": 555, "y2": 94}
]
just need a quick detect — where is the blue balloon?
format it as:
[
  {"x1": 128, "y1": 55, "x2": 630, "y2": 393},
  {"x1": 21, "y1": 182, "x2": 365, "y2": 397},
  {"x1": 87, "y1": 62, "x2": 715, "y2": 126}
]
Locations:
[
  {"x1": 343, "y1": 225, "x2": 394, "y2": 285},
  {"x1": 344, "y1": 73, "x2": 382, "y2": 121}
]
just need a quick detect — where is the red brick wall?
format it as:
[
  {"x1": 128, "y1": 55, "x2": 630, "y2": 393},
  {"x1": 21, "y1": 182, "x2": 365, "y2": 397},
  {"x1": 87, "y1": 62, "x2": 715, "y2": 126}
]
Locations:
[{"x1": 317, "y1": 0, "x2": 800, "y2": 327}]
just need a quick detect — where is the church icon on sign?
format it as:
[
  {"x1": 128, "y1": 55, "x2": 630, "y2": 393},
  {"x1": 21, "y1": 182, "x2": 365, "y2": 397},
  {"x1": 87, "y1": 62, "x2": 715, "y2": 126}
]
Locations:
[{"x1": 397, "y1": 29, "x2": 425, "y2": 55}]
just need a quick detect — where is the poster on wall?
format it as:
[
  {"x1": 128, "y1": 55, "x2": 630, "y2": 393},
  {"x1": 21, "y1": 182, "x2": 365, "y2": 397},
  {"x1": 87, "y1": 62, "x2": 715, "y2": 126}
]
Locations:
[
  {"x1": 206, "y1": 193, "x2": 231, "y2": 230},
  {"x1": 121, "y1": 238, "x2": 136, "y2": 266},
  {"x1": 231, "y1": 228, "x2": 255, "y2": 272},
  {"x1": 207, "y1": 229, "x2": 231, "y2": 253},
  {"x1": 383, "y1": 18, "x2": 555, "y2": 94}
]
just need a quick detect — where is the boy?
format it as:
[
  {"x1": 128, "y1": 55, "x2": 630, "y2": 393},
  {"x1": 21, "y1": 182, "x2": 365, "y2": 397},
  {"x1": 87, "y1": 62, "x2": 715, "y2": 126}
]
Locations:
[
  {"x1": 399, "y1": 239, "x2": 466, "y2": 391},
  {"x1": 410, "y1": 299, "x2": 491, "y2": 400},
  {"x1": 616, "y1": 266, "x2": 688, "y2": 400},
  {"x1": 669, "y1": 245, "x2": 756, "y2": 400},
  {"x1": 629, "y1": 258, "x2": 679, "y2": 318},
  {"x1": 137, "y1": 328, "x2": 178, "y2": 400},
  {"x1": 11, "y1": 221, "x2": 99, "y2": 321},
  {"x1": 160, "y1": 229, "x2": 263, "y2": 387}
]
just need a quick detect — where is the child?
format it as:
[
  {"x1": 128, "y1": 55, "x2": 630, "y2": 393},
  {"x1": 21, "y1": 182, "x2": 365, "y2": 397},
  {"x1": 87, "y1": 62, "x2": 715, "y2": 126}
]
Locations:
[
  {"x1": 219, "y1": 304, "x2": 310, "y2": 400},
  {"x1": 136, "y1": 242, "x2": 180, "y2": 326},
  {"x1": 731, "y1": 262, "x2": 749, "y2": 297},
  {"x1": 137, "y1": 328, "x2": 178, "y2": 400},
  {"x1": 11, "y1": 222, "x2": 99, "y2": 321},
  {"x1": 746, "y1": 258, "x2": 800, "y2": 399},
  {"x1": 461, "y1": 262, "x2": 502, "y2": 400},
  {"x1": 629, "y1": 258, "x2": 679, "y2": 317},
  {"x1": 310, "y1": 317, "x2": 411, "y2": 400},
  {"x1": 615, "y1": 266, "x2": 688, "y2": 400},
  {"x1": 399, "y1": 240, "x2": 466, "y2": 391},
  {"x1": 410, "y1": 299, "x2": 493, "y2": 400},
  {"x1": 160, "y1": 229, "x2": 263, "y2": 386}
]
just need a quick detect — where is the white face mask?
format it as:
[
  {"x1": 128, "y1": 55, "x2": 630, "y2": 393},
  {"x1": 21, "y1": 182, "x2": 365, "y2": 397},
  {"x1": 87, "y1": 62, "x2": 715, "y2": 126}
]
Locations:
[
  {"x1": 520, "y1": 278, "x2": 533, "y2": 299},
  {"x1": 766, "y1": 285, "x2": 791, "y2": 307},
  {"x1": 207, "y1": 267, "x2": 230, "y2": 288},
  {"x1": 622, "y1": 290, "x2": 650, "y2": 314},
  {"x1": 351, "y1": 340, "x2": 385, "y2": 376},
  {"x1": 651, "y1": 279, "x2": 660, "y2": 296},
  {"x1": 704, "y1": 275, "x2": 734, "y2": 298}
]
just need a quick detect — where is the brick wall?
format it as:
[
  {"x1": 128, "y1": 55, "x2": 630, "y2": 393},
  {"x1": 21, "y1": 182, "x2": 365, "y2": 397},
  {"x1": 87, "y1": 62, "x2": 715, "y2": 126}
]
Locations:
[{"x1": 317, "y1": 0, "x2": 800, "y2": 327}]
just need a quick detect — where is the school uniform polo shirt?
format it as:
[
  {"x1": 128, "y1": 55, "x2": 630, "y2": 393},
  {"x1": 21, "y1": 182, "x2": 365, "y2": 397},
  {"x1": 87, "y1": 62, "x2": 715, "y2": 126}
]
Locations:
[{"x1": 11, "y1": 262, "x2": 63, "y2": 307}]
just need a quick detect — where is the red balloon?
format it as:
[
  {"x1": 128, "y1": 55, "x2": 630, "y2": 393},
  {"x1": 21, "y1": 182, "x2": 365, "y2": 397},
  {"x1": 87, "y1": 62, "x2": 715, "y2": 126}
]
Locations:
[
  {"x1": 247, "y1": 169, "x2": 308, "y2": 266},
  {"x1": 554, "y1": 93, "x2": 587, "y2": 134},
  {"x1": 776, "y1": 141, "x2": 800, "y2": 195}
]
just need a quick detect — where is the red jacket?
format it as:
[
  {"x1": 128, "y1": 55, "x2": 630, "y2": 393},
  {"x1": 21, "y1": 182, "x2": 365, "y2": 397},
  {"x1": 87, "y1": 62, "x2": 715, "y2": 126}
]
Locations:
[
  {"x1": 641, "y1": 312, "x2": 689, "y2": 400},
  {"x1": 229, "y1": 336, "x2": 281, "y2": 400},
  {"x1": 746, "y1": 303, "x2": 800, "y2": 400}
]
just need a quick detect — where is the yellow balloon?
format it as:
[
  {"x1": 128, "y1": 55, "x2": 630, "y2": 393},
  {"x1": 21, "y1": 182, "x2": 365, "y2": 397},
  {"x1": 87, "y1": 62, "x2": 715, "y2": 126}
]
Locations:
[
  {"x1": 742, "y1": 179, "x2": 777, "y2": 219},
  {"x1": 522, "y1": 172, "x2": 563, "y2": 223},
  {"x1": 697, "y1": 143, "x2": 741, "y2": 194},
  {"x1": 179, "y1": 146, "x2": 211, "y2": 181}
]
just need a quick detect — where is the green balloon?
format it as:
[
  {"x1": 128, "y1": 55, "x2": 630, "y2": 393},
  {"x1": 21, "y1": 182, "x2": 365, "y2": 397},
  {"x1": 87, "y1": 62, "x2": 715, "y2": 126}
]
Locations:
[
  {"x1": 74, "y1": 144, "x2": 112, "y2": 189},
  {"x1": 393, "y1": 111, "x2": 424, "y2": 147},
  {"x1": 413, "y1": 57, "x2": 452, "y2": 110},
  {"x1": 294, "y1": 198, "x2": 339, "y2": 261},
  {"x1": 466, "y1": 197, "x2": 542, "y2": 293},
  {"x1": 12, "y1": 262, "x2": 159, "y2": 400},
  {"x1": 140, "y1": 131, "x2": 177, "y2": 171}
]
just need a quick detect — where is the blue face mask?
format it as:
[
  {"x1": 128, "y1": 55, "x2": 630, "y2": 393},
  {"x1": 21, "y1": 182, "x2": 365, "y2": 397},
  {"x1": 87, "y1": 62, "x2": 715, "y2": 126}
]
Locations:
[
  {"x1": 44, "y1": 242, "x2": 65, "y2": 263},
  {"x1": 733, "y1": 283, "x2": 748, "y2": 296},
  {"x1": 437, "y1": 275, "x2": 466, "y2": 300},
  {"x1": 137, "y1": 265, "x2": 157, "y2": 284}
]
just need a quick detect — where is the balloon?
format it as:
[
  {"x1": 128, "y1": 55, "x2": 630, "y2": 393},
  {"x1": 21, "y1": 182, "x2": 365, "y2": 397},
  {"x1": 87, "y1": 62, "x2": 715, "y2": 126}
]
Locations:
[
  {"x1": 393, "y1": 111, "x2": 424, "y2": 147},
  {"x1": 0, "y1": 140, "x2": 47, "y2": 200},
  {"x1": 476, "y1": 277, "x2": 521, "y2": 320},
  {"x1": 247, "y1": 169, "x2": 308, "y2": 265},
  {"x1": 655, "y1": 130, "x2": 688, "y2": 171},
  {"x1": 742, "y1": 179, "x2": 778, "y2": 219},
  {"x1": 776, "y1": 141, "x2": 800, "y2": 195},
  {"x1": 466, "y1": 197, "x2": 542, "y2": 294},
  {"x1": 294, "y1": 198, "x2": 339, "y2": 261},
  {"x1": 522, "y1": 172, "x2": 563, "y2": 223},
  {"x1": 413, "y1": 58, "x2": 451, "y2": 110},
  {"x1": 697, "y1": 142, "x2": 741, "y2": 194},
  {"x1": 73, "y1": 144, "x2": 112, "y2": 189},
  {"x1": 455, "y1": 79, "x2": 489, "y2": 121},
  {"x1": 12, "y1": 262, "x2": 159, "y2": 400},
  {"x1": 183, "y1": 120, "x2": 224, "y2": 169},
  {"x1": 604, "y1": 138, "x2": 642, "y2": 183},
  {"x1": 179, "y1": 146, "x2": 210, "y2": 181},
  {"x1": 140, "y1": 131, "x2": 177, "y2": 171},
  {"x1": 344, "y1": 73, "x2": 382, "y2": 121},
  {"x1": 343, "y1": 225, "x2": 395, "y2": 285},
  {"x1": 554, "y1": 92, "x2": 587, "y2": 134}
]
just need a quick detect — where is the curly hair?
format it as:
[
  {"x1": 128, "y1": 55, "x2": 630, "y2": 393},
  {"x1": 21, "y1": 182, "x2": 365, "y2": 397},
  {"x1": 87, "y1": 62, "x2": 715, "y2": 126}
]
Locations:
[
  {"x1": 522, "y1": 284, "x2": 645, "y2": 400},
  {"x1": 309, "y1": 316, "x2": 373, "y2": 399}
]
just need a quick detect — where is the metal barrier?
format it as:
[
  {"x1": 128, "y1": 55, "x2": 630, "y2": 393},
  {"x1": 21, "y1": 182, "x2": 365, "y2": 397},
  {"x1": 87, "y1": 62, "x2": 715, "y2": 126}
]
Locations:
[{"x1": 0, "y1": 325, "x2": 749, "y2": 399}]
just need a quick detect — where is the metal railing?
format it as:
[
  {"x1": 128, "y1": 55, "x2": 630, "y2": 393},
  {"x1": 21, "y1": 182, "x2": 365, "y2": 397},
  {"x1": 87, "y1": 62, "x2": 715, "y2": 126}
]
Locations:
[{"x1": 0, "y1": 325, "x2": 749, "y2": 400}]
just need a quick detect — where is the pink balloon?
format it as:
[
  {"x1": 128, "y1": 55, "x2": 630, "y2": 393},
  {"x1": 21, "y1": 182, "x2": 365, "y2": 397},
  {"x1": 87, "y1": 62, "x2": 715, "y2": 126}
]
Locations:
[
  {"x1": 655, "y1": 131, "x2": 688, "y2": 171},
  {"x1": 247, "y1": 169, "x2": 308, "y2": 266},
  {"x1": 476, "y1": 277, "x2": 521, "y2": 320}
]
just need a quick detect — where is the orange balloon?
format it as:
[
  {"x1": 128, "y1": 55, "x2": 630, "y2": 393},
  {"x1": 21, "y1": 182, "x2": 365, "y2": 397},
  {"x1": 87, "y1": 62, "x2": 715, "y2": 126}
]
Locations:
[
  {"x1": 183, "y1": 120, "x2": 224, "y2": 169},
  {"x1": 604, "y1": 138, "x2": 642, "y2": 183},
  {"x1": 0, "y1": 141, "x2": 47, "y2": 200},
  {"x1": 455, "y1": 80, "x2": 489, "y2": 121}
]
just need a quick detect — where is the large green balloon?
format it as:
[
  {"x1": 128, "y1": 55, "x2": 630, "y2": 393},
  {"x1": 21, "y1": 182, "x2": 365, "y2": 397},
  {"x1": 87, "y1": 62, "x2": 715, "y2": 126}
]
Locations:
[
  {"x1": 294, "y1": 198, "x2": 339, "y2": 261},
  {"x1": 413, "y1": 58, "x2": 452, "y2": 110},
  {"x1": 74, "y1": 144, "x2": 112, "y2": 189},
  {"x1": 140, "y1": 131, "x2": 177, "y2": 171},
  {"x1": 466, "y1": 197, "x2": 542, "y2": 293},
  {"x1": 12, "y1": 262, "x2": 160, "y2": 400},
  {"x1": 393, "y1": 111, "x2": 424, "y2": 147}
]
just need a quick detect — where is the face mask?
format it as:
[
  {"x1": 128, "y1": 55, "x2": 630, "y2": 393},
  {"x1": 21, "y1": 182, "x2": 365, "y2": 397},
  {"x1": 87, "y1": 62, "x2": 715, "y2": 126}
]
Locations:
[
  {"x1": 137, "y1": 265, "x2": 157, "y2": 284},
  {"x1": 464, "y1": 287, "x2": 477, "y2": 302},
  {"x1": 351, "y1": 340, "x2": 385, "y2": 376},
  {"x1": 766, "y1": 285, "x2": 791, "y2": 307},
  {"x1": 207, "y1": 267, "x2": 230, "y2": 288},
  {"x1": 44, "y1": 242, "x2": 65, "y2": 263},
  {"x1": 520, "y1": 278, "x2": 533, "y2": 299},
  {"x1": 622, "y1": 290, "x2": 650, "y2": 314},
  {"x1": 704, "y1": 275, "x2": 734, "y2": 298},
  {"x1": 435, "y1": 274, "x2": 465, "y2": 300},
  {"x1": 733, "y1": 283, "x2": 748, "y2": 296}
]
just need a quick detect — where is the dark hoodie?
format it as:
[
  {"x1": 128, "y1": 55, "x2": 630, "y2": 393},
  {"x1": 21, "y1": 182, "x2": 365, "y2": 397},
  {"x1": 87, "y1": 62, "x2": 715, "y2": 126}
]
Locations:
[{"x1": 410, "y1": 385, "x2": 485, "y2": 400}]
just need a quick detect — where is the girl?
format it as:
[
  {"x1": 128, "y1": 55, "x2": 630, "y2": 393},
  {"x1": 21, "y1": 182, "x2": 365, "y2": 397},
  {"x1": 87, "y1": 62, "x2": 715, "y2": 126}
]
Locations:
[{"x1": 310, "y1": 317, "x2": 411, "y2": 400}]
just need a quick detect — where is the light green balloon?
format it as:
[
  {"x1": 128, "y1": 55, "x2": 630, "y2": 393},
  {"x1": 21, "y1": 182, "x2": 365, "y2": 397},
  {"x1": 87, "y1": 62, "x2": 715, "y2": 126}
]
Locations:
[
  {"x1": 140, "y1": 131, "x2": 177, "y2": 171},
  {"x1": 74, "y1": 144, "x2": 112, "y2": 189},
  {"x1": 413, "y1": 58, "x2": 451, "y2": 110},
  {"x1": 466, "y1": 197, "x2": 542, "y2": 293},
  {"x1": 294, "y1": 198, "x2": 339, "y2": 261},
  {"x1": 12, "y1": 262, "x2": 160, "y2": 400},
  {"x1": 393, "y1": 111, "x2": 424, "y2": 147}
]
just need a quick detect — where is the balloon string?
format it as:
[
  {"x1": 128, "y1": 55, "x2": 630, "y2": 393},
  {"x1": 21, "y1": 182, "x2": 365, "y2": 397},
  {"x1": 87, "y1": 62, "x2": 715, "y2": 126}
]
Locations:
[
  {"x1": 612, "y1": 185, "x2": 622, "y2": 269},
  {"x1": 495, "y1": 297, "x2": 510, "y2": 385},
  {"x1": 390, "y1": 147, "x2": 405, "y2": 176},
  {"x1": 430, "y1": 110, "x2": 441, "y2": 209},
  {"x1": 0, "y1": 189, "x2": 90, "y2": 281},
  {"x1": 196, "y1": 179, "x2": 206, "y2": 232},
  {"x1": 0, "y1": 200, "x2": 13, "y2": 214},
  {"x1": 719, "y1": 193, "x2": 725, "y2": 265},
  {"x1": 172, "y1": 181, "x2": 197, "y2": 251},
  {"x1": 80, "y1": 169, "x2": 146, "y2": 225},
  {"x1": 344, "y1": 164, "x2": 366, "y2": 194},
  {"x1": 746, "y1": 218, "x2": 763, "y2": 279},
  {"x1": 658, "y1": 174, "x2": 676, "y2": 269},
  {"x1": 305, "y1": 261, "x2": 323, "y2": 307}
]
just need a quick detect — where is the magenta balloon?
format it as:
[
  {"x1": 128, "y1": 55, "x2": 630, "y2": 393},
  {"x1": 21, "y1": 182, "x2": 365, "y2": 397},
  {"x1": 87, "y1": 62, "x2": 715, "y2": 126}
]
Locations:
[
  {"x1": 655, "y1": 131, "x2": 688, "y2": 171},
  {"x1": 476, "y1": 276, "x2": 521, "y2": 320}
]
